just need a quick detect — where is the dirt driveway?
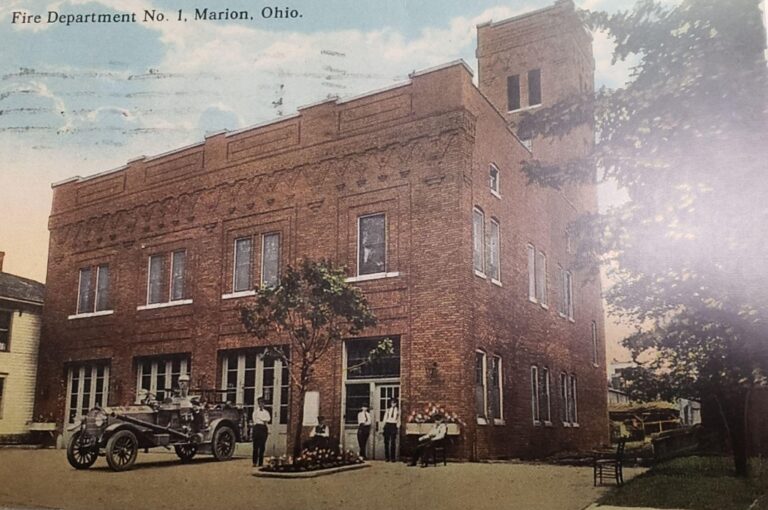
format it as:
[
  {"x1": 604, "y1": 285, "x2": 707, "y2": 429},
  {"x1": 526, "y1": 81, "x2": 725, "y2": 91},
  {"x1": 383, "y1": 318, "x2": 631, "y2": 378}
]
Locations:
[{"x1": 0, "y1": 449, "x2": 642, "y2": 510}]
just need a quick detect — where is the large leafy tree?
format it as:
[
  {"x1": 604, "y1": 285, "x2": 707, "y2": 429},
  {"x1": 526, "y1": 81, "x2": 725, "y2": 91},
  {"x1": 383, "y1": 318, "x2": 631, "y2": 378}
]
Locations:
[
  {"x1": 240, "y1": 260, "x2": 377, "y2": 457},
  {"x1": 520, "y1": 0, "x2": 767, "y2": 476}
]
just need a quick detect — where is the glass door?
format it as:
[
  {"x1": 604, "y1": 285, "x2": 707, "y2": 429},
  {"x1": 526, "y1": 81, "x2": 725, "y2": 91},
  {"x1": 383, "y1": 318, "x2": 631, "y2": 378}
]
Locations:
[{"x1": 373, "y1": 384, "x2": 400, "y2": 460}]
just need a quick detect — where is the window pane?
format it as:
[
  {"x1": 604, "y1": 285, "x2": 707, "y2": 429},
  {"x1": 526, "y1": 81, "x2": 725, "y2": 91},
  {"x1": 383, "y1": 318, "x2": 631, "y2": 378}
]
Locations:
[
  {"x1": 561, "y1": 373, "x2": 569, "y2": 422},
  {"x1": 541, "y1": 368, "x2": 551, "y2": 422},
  {"x1": 537, "y1": 252, "x2": 547, "y2": 305},
  {"x1": 261, "y1": 233, "x2": 280, "y2": 287},
  {"x1": 570, "y1": 375, "x2": 578, "y2": 423},
  {"x1": 475, "y1": 352, "x2": 486, "y2": 418},
  {"x1": 358, "y1": 214, "x2": 386, "y2": 275},
  {"x1": 346, "y1": 337, "x2": 400, "y2": 379},
  {"x1": 95, "y1": 265, "x2": 110, "y2": 311},
  {"x1": 234, "y1": 238, "x2": 253, "y2": 292},
  {"x1": 489, "y1": 164, "x2": 499, "y2": 193},
  {"x1": 78, "y1": 267, "x2": 93, "y2": 313},
  {"x1": 528, "y1": 69, "x2": 542, "y2": 106},
  {"x1": 345, "y1": 384, "x2": 370, "y2": 424},
  {"x1": 531, "y1": 366, "x2": 539, "y2": 422},
  {"x1": 473, "y1": 209, "x2": 485, "y2": 273},
  {"x1": 148, "y1": 255, "x2": 165, "y2": 304},
  {"x1": 171, "y1": 251, "x2": 186, "y2": 301},
  {"x1": 527, "y1": 245, "x2": 536, "y2": 300},
  {"x1": 491, "y1": 357, "x2": 502, "y2": 420},
  {"x1": 0, "y1": 311, "x2": 10, "y2": 352},
  {"x1": 489, "y1": 221, "x2": 500, "y2": 281},
  {"x1": 507, "y1": 74, "x2": 520, "y2": 111}
]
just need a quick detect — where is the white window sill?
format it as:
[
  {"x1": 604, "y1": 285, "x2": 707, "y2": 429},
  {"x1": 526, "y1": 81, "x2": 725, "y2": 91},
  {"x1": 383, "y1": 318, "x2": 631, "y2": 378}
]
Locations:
[
  {"x1": 544, "y1": 420, "x2": 553, "y2": 428},
  {"x1": 562, "y1": 422, "x2": 572, "y2": 428},
  {"x1": 222, "y1": 290, "x2": 257, "y2": 300},
  {"x1": 491, "y1": 278, "x2": 502, "y2": 287},
  {"x1": 474, "y1": 270, "x2": 487, "y2": 279},
  {"x1": 68, "y1": 310, "x2": 115, "y2": 320},
  {"x1": 533, "y1": 420, "x2": 542, "y2": 427},
  {"x1": 476, "y1": 417, "x2": 488, "y2": 425},
  {"x1": 493, "y1": 418, "x2": 505, "y2": 426},
  {"x1": 528, "y1": 297, "x2": 538, "y2": 304},
  {"x1": 592, "y1": 362, "x2": 600, "y2": 369},
  {"x1": 540, "y1": 303, "x2": 549, "y2": 310},
  {"x1": 346, "y1": 272, "x2": 400, "y2": 283},
  {"x1": 137, "y1": 299, "x2": 193, "y2": 311},
  {"x1": 572, "y1": 422, "x2": 580, "y2": 428},
  {"x1": 568, "y1": 317, "x2": 575, "y2": 323},
  {"x1": 490, "y1": 189, "x2": 501, "y2": 199},
  {"x1": 508, "y1": 104, "x2": 542, "y2": 114}
]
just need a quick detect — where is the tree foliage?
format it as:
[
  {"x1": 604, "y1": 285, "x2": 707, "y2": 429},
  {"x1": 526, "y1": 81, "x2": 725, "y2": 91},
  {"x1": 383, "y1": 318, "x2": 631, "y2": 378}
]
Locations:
[
  {"x1": 240, "y1": 259, "x2": 377, "y2": 456},
  {"x1": 520, "y1": 0, "x2": 768, "y2": 475}
]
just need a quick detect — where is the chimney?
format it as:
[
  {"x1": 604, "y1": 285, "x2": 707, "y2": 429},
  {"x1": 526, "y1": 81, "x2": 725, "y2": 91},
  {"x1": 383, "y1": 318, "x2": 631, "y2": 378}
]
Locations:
[{"x1": 0, "y1": 251, "x2": 4, "y2": 272}]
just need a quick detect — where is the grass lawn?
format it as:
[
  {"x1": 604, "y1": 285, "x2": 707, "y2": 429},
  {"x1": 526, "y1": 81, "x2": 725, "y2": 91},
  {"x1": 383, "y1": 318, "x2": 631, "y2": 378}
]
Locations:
[{"x1": 598, "y1": 456, "x2": 767, "y2": 510}]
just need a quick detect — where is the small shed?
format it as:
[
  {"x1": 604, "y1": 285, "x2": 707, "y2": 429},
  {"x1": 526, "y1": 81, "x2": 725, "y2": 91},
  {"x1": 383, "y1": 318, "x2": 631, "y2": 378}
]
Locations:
[{"x1": 609, "y1": 401, "x2": 680, "y2": 442}]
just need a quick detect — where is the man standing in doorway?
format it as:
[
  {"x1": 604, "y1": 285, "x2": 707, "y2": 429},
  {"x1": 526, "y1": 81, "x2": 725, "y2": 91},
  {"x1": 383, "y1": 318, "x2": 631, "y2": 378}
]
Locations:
[
  {"x1": 357, "y1": 405, "x2": 372, "y2": 459},
  {"x1": 383, "y1": 399, "x2": 399, "y2": 462},
  {"x1": 252, "y1": 397, "x2": 270, "y2": 467}
]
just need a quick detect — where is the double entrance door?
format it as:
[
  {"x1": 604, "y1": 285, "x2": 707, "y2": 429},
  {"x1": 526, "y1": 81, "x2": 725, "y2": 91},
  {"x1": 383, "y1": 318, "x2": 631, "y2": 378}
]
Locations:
[
  {"x1": 221, "y1": 350, "x2": 289, "y2": 456},
  {"x1": 343, "y1": 382, "x2": 400, "y2": 460}
]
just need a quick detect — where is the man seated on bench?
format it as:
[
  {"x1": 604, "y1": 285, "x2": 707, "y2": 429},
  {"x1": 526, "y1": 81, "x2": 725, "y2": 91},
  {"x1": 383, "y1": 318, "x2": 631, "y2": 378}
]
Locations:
[{"x1": 409, "y1": 414, "x2": 447, "y2": 467}]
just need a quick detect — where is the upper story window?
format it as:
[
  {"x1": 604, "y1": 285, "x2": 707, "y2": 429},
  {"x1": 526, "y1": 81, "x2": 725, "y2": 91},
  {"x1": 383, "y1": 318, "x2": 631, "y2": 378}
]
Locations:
[
  {"x1": 358, "y1": 213, "x2": 386, "y2": 276},
  {"x1": 527, "y1": 245, "x2": 547, "y2": 306},
  {"x1": 147, "y1": 250, "x2": 186, "y2": 305},
  {"x1": 591, "y1": 321, "x2": 599, "y2": 365},
  {"x1": 233, "y1": 233, "x2": 281, "y2": 292},
  {"x1": 0, "y1": 310, "x2": 10, "y2": 352},
  {"x1": 507, "y1": 74, "x2": 521, "y2": 111},
  {"x1": 489, "y1": 219, "x2": 501, "y2": 283},
  {"x1": 489, "y1": 164, "x2": 500, "y2": 196},
  {"x1": 559, "y1": 267, "x2": 574, "y2": 321},
  {"x1": 528, "y1": 69, "x2": 542, "y2": 106},
  {"x1": 473, "y1": 208, "x2": 485, "y2": 276},
  {"x1": 76, "y1": 264, "x2": 111, "y2": 315}
]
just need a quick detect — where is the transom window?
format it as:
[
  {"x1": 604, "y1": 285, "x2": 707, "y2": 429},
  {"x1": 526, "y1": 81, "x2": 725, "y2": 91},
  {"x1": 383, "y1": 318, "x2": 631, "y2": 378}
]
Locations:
[
  {"x1": 66, "y1": 362, "x2": 110, "y2": 423},
  {"x1": 358, "y1": 214, "x2": 386, "y2": 276},
  {"x1": 136, "y1": 355, "x2": 189, "y2": 402},
  {"x1": 0, "y1": 311, "x2": 10, "y2": 352},
  {"x1": 346, "y1": 337, "x2": 400, "y2": 380},
  {"x1": 147, "y1": 250, "x2": 187, "y2": 305},
  {"x1": 76, "y1": 264, "x2": 111, "y2": 314}
]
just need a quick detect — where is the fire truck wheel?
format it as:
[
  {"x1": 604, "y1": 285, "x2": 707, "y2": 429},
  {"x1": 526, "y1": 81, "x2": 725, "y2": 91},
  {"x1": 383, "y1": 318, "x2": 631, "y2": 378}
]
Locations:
[
  {"x1": 105, "y1": 430, "x2": 139, "y2": 471},
  {"x1": 211, "y1": 425, "x2": 236, "y2": 461},
  {"x1": 66, "y1": 430, "x2": 98, "y2": 469},
  {"x1": 174, "y1": 443, "x2": 197, "y2": 462}
]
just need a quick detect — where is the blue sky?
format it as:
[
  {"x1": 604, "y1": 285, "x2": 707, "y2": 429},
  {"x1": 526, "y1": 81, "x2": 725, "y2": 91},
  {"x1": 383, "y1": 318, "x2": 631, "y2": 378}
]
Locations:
[{"x1": 0, "y1": 0, "x2": 648, "y2": 283}]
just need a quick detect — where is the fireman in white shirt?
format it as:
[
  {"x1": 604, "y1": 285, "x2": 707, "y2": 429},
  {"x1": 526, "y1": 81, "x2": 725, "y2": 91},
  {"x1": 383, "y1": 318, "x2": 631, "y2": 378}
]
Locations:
[
  {"x1": 382, "y1": 399, "x2": 400, "y2": 462},
  {"x1": 409, "y1": 414, "x2": 447, "y2": 467},
  {"x1": 357, "y1": 405, "x2": 372, "y2": 459},
  {"x1": 252, "y1": 397, "x2": 271, "y2": 467}
]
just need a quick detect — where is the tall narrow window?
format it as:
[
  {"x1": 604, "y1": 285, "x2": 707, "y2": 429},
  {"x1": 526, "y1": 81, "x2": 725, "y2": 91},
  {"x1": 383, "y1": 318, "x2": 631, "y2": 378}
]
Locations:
[
  {"x1": 507, "y1": 74, "x2": 521, "y2": 111},
  {"x1": 94, "y1": 265, "x2": 110, "y2": 312},
  {"x1": 560, "y1": 372, "x2": 570, "y2": 423},
  {"x1": 475, "y1": 351, "x2": 487, "y2": 422},
  {"x1": 473, "y1": 208, "x2": 485, "y2": 275},
  {"x1": 148, "y1": 255, "x2": 166, "y2": 304},
  {"x1": 77, "y1": 267, "x2": 93, "y2": 314},
  {"x1": 489, "y1": 219, "x2": 500, "y2": 282},
  {"x1": 528, "y1": 69, "x2": 542, "y2": 106},
  {"x1": 261, "y1": 233, "x2": 280, "y2": 287},
  {"x1": 0, "y1": 311, "x2": 10, "y2": 352},
  {"x1": 536, "y1": 251, "x2": 547, "y2": 306},
  {"x1": 170, "y1": 250, "x2": 186, "y2": 301},
  {"x1": 358, "y1": 213, "x2": 386, "y2": 276},
  {"x1": 66, "y1": 362, "x2": 110, "y2": 423},
  {"x1": 527, "y1": 245, "x2": 536, "y2": 301},
  {"x1": 491, "y1": 355, "x2": 503, "y2": 421},
  {"x1": 569, "y1": 374, "x2": 578, "y2": 424},
  {"x1": 531, "y1": 365, "x2": 540, "y2": 424},
  {"x1": 489, "y1": 164, "x2": 500, "y2": 195},
  {"x1": 233, "y1": 237, "x2": 253, "y2": 292},
  {"x1": 541, "y1": 367, "x2": 551, "y2": 423},
  {"x1": 565, "y1": 270, "x2": 574, "y2": 320},
  {"x1": 591, "y1": 321, "x2": 599, "y2": 365}
]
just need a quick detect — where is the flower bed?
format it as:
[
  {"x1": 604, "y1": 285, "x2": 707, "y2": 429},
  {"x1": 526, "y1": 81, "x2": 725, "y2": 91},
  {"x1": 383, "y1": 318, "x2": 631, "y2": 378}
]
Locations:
[
  {"x1": 259, "y1": 447, "x2": 364, "y2": 473},
  {"x1": 406, "y1": 402, "x2": 465, "y2": 426}
]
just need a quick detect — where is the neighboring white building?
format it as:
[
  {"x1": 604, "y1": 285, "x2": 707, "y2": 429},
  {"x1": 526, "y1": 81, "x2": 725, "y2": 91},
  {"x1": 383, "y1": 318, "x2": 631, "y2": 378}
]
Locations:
[{"x1": 0, "y1": 252, "x2": 45, "y2": 442}]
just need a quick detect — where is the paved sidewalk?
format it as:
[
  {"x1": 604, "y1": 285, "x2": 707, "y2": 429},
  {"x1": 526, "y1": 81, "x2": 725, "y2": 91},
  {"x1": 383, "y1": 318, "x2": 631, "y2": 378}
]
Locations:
[{"x1": 0, "y1": 448, "x2": 646, "y2": 510}]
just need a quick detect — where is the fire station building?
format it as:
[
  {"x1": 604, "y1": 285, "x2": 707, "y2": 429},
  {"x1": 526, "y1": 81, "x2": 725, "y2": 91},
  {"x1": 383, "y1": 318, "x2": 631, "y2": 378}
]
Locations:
[{"x1": 35, "y1": 0, "x2": 608, "y2": 460}]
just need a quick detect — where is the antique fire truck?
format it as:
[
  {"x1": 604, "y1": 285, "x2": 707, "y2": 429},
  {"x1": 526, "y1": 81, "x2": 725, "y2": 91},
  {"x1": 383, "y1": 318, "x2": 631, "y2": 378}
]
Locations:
[{"x1": 66, "y1": 375, "x2": 250, "y2": 471}]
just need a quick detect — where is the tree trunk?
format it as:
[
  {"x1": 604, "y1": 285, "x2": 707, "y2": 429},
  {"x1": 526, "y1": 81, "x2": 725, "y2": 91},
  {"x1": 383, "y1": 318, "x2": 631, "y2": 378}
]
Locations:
[
  {"x1": 722, "y1": 392, "x2": 749, "y2": 477},
  {"x1": 292, "y1": 386, "x2": 306, "y2": 458}
]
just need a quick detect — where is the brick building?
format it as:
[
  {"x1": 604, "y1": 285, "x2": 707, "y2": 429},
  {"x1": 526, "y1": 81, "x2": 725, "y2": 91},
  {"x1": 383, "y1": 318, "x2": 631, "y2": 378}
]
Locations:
[{"x1": 35, "y1": 0, "x2": 608, "y2": 460}]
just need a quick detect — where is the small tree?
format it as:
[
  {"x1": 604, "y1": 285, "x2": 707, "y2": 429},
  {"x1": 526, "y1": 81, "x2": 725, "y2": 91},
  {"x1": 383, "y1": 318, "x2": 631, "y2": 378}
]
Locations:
[{"x1": 240, "y1": 259, "x2": 377, "y2": 457}]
